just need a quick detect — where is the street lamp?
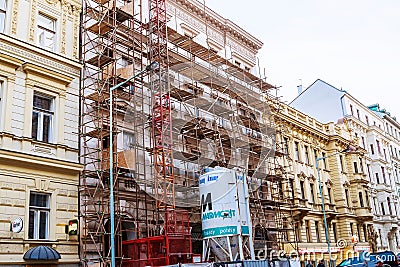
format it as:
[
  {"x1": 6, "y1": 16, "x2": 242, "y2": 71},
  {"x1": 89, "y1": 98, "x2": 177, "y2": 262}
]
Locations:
[
  {"x1": 109, "y1": 61, "x2": 159, "y2": 267},
  {"x1": 316, "y1": 142, "x2": 358, "y2": 267}
]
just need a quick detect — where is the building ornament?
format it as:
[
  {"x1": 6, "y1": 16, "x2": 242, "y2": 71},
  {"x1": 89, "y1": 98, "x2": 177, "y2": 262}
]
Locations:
[
  {"x1": 61, "y1": 3, "x2": 68, "y2": 55},
  {"x1": 38, "y1": 1, "x2": 62, "y2": 16},
  {"x1": 168, "y1": 0, "x2": 261, "y2": 52},
  {"x1": 29, "y1": 0, "x2": 38, "y2": 42},
  {"x1": 0, "y1": 40, "x2": 80, "y2": 76},
  {"x1": 11, "y1": 0, "x2": 19, "y2": 35}
]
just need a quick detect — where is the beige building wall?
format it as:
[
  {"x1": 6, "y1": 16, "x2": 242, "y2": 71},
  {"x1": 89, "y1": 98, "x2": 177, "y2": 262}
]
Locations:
[{"x1": 0, "y1": 0, "x2": 81, "y2": 265}]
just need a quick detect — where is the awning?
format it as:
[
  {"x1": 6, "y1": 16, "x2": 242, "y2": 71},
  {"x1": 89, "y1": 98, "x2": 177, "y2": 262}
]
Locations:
[{"x1": 23, "y1": 245, "x2": 61, "y2": 260}]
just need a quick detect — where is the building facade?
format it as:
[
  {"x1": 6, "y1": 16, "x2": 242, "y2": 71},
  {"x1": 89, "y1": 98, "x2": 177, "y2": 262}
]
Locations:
[
  {"x1": 276, "y1": 103, "x2": 372, "y2": 265},
  {"x1": 0, "y1": 0, "x2": 81, "y2": 266},
  {"x1": 291, "y1": 79, "x2": 400, "y2": 254},
  {"x1": 369, "y1": 104, "x2": 400, "y2": 251}
]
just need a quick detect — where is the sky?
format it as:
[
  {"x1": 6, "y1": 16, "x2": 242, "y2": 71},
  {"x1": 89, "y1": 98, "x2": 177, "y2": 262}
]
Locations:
[{"x1": 205, "y1": 0, "x2": 400, "y2": 119}]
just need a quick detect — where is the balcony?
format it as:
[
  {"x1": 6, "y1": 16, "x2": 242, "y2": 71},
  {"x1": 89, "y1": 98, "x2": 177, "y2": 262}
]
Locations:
[
  {"x1": 349, "y1": 173, "x2": 369, "y2": 185},
  {"x1": 376, "y1": 183, "x2": 394, "y2": 193},
  {"x1": 354, "y1": 207, "x2": 373, "y2": 221}
]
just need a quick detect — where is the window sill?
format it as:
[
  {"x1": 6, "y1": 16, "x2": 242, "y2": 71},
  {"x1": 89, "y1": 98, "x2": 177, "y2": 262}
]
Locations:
[{"x1": 24, "y1": 239, "x2": 58, "y2": 243}]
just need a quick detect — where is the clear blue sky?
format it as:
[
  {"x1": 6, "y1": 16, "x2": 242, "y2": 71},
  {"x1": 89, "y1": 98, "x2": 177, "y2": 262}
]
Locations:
[{"x1": 205, "y1": 0, "x2": 400, "y2": 119}]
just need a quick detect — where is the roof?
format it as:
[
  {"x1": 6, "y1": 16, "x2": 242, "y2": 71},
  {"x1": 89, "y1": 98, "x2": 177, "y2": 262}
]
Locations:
[
  {"x1": 290, "y1": 79, "x2": 346, "y2": 105},
  {"x1": 23, "y1": 245, "x2": 61, "y2": 261}
]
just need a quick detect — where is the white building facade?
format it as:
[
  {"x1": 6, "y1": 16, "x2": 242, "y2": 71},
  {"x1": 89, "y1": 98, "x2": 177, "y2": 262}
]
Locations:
[{"x1": 291, "y1": 79, "x2": 400, "y2": 253}]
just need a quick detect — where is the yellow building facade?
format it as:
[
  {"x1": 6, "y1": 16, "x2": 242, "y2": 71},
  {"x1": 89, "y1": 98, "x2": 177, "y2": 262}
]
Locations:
[
  {"x1": 275, "y1": 104, "x2": 374, "y2": 265},
  {"x1": 0, "y1": 0, "x2": 81, "y2": 266}
]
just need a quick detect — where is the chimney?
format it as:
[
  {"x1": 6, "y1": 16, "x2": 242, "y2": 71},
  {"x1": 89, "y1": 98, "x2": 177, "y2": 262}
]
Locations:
[{"x1": 297, "y1": 85, "x2": 303, "y2": 95}]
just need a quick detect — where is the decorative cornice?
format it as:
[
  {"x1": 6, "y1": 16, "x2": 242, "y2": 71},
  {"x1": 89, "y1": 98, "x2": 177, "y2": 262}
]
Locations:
[
  {"x1": 22, "y1": 62, "x2": 75, "y2": 85},
  {"x1": 0, "y1": 53, "x2": 24, "y2": 69},
  {"x1": 169, "y1": 0, "x2": 263, "y2": 51},
  {"x1": 0, "y1": 34, "x2": 81, "y2": 76},
  {"x1": 0, "y1": 148, "x2": 82, "y2": 174}
]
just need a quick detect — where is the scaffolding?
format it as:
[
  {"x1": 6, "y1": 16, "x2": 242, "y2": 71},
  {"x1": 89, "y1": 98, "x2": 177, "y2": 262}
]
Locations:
[{"x1": 80, "y1": 0, "x2": 298, "y2": 265}]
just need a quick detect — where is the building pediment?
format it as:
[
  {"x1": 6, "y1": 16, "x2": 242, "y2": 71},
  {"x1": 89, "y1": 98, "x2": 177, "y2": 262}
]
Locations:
[
  {"x1": 22, "y1": 63, "x2": 74, "y2": 94},
  {"x1": 0, "y1": 53, "x2": 24, "y2": 76}
]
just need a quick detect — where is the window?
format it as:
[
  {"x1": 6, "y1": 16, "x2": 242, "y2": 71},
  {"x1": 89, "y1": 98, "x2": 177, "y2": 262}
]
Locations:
[
  {"x1": 345, "y1": 189, "x2": 350, "y2": 207},
  {"x1": 305, "y1": 220, "x2": 312, "y2": 242},
  {"x1": 363, "y1": 224, "x2": 367, "y2": 242},
  {"x1": 304, "y1": 146, "x2": 310, "y2": 164},
  {"x1": 32, "y1": 93, "x2": 54, "y2": 143},
  {"x1": 376, "y1": 173, "x2": 380, "y2": 184},
  {"x1": 339, "y1": 155, "x2": 344, "y2": 172},
  {"x1": 350, "y1": 223, "x2": 354, "y2": 236},
  {"x1": 327, "y1": 187, "x2": 332, "y2": 203},
  {"x1": 29, "y1": 192, "x2": 50, "y2": 239},
  {"x1": 370, "y1": 144, "x2": 375, "y2": 155},
  {"x1": 321, "y1": 152, "x2": 327, "y2": 169},
  {"x1": 388, "y1": 197, "x2": 393, "y2": 215},
  {"x1": 350, "y1": 104, "x2": 354, "y2": 115},
  {"x1": 289, "y1": 179, "x2": 295, "y2": 199},
  {"x1": 365, "y1": 190, "x2": 369, "y2": 207},
  {"x1": 37, "y1": 13, "x2": 56, "y2": 51},
  {"x1": 313, "y1": 149, "x2": 318, "y2": 163},
  {"x1": 366, "y1": 116, "x2": 369, "y2": 126},
  {"x1": 361, "y1": 136, "x2": 365, "y2": 148},
  {"x1": 0, "y1": 0, "x2": 6, "y2": 33},
  {"x1": 376, "y1": 140, "x2": 381, "y2": 154},
  {"x1": 381, "y1": 202, "x2": 385, "y2": 215},
  {"x1": 381, "y1": 167, "x2": 386, "y2": 183},
  {"x1": 359, "y1": 192, "x2": 364, "y2": 207},
  {"x1": 315, "y1": 221, "x2": 321, "y2": 242},
  {"x1": 300, "y1": 181, "x2": 305, "y2": 199},
  {"x1": 357, "y1": 109, "x2": 360, "y2": 119},
  {"x1": 283, "y1": 137, "x2": 289, "y2": 155},
  {"x1": 332, "y1": 222, "x2": 338, "y2": 243},
  {"x1": 353, "y1": 162, "x2": 358, "y2": 173},
  {"x1": 359, "y1": 158, "x2": 364, "y2": 173},
  {"x1": 278, "y1": 182, "x2": 284, "y2": 198},
  {"x1": 310, "y1": 183, "x2": 315, "y2": 203},
  {"x1": 294, "y1": 141, "x2": 300, "y2": 161},
  {"x1": 367, "y1": 164, "x2": 371, "y2": 180},
  {"x1": 295, "y1": 222, "x2": 301, "y2": 242}
]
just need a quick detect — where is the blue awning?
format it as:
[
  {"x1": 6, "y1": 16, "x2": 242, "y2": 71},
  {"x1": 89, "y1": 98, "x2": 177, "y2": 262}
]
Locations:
[{"x1": 23, "y1": 245, "x2": 61, "y2": 260}]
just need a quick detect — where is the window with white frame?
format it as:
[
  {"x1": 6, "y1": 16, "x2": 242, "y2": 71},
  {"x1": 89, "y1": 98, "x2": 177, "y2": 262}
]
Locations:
[
  {"x1": 37, "y1": 13, "x2": 56, "y2": 51},
  {"x1": 28, "y1": 192, "x2": 50, "y2": 239},
  {"x1": 0, "y1": 0, "x2": 7, "y2": 33},
  {"x1": 32, "y1": 93, "x2": 54, "y2": 143}
]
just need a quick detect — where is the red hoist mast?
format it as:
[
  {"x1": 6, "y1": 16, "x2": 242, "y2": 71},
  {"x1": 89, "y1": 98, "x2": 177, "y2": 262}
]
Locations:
[
  {"x1": 149, "y1": 0, "x2": 175, "y2": 209},
  {"x1": 121, "y1": 2, "x2": 193, "y2": 265}
]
